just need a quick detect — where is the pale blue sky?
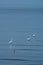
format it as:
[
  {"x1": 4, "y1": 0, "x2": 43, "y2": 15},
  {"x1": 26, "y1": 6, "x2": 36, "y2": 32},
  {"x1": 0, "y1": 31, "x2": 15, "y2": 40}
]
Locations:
[{"x1": 0, "y1": 0, "x2": 43, "y2": 8}]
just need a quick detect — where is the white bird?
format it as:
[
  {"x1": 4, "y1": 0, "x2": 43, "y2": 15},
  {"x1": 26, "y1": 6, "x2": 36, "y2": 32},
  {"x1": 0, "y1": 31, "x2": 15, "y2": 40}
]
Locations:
[
  {"x1": 32, "y1": 33, "x2": 36, "y2": 40},
  {"x1": 27, "y1": 37, "x2": 31, "y2": 41},
  {"x1": 8, "y1": 38, "x2": 16, "y2": 54},
  {"x1": 32, "y1": 34, "x2": 36, "y2": 37},
  {"x1": 8, "y1": 39, "x2": 13, "y2": 44}
]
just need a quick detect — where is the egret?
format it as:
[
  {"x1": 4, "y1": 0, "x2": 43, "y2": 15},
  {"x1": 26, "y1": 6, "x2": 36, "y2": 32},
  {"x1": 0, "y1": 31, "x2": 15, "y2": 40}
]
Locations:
[
  {"x1": 8, "y1": 38, "x2": 16, "y2": 54},
  {"x1": 32, "y1": 33, "x2": 36, "y2": 40},
  {"x1": 32, "y1": 34, "x2": 36, "y2": 37},
  {"x1": 8, "y1": 38, "x2": 13, "y2": 45},
  {"x1": 27, "y1": 37, "x2": 31, "y2": 41}
]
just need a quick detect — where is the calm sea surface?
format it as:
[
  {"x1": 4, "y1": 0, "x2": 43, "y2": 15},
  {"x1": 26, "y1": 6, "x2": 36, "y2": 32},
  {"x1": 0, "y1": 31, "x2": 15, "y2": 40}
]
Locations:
[{"x1": 0, "y1": 8, "x2": 43, "y2": 65}]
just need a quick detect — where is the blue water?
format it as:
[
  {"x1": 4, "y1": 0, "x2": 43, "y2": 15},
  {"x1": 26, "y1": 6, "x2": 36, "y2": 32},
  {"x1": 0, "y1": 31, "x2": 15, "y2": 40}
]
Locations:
[{"x1": 0, "y1": 8, "x2": 43, "y2": 65}]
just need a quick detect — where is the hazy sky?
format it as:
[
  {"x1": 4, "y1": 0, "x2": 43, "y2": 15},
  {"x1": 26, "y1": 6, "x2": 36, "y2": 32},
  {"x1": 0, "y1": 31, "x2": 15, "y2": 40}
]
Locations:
[{"x1": 0, "y1": 0, "x2": 43, "y2": 8}]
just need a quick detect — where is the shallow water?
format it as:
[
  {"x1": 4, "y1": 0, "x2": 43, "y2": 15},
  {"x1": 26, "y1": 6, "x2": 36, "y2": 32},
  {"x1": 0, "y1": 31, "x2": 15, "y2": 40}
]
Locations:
[{"x1": 0, "y1": 7, "x2": 43, "y2": 65}]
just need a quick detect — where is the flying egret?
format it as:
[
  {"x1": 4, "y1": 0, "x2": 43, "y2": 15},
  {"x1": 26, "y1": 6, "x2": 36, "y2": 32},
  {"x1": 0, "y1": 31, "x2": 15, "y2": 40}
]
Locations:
[
  {"x1": 27, "y1": 36, "x2": 31, "y2": 41},
  {"x1": 32, "y1": 33, "x2": 36, "y2": 37},
  {"x1": 32, "y1": 33, "x2": 36, "y2": 40}
]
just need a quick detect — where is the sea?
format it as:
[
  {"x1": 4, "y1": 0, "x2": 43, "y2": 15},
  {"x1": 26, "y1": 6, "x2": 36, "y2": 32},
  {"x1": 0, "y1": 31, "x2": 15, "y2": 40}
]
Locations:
[{"x1": 0, "y1": 7, "x2": 43, "y2": 65}]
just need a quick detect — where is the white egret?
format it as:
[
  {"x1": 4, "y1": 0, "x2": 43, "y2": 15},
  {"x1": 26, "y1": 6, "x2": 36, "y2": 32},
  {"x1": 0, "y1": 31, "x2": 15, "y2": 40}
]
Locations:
[
  {"x1": 8, "y1": 38, "x2": 16, "y2": 54},
  {"x1": 32, "y1": 34, "x2": 36, "y2": 37},
  {"x1": 32, "y1": 33, "x2": 36, "y2": 40},
  {"x1": 27, "y1": 36, "x2": 31, "y2": 41},
  {"x1": 8, "y1": 38, "x2": 13, "y2": 45}
]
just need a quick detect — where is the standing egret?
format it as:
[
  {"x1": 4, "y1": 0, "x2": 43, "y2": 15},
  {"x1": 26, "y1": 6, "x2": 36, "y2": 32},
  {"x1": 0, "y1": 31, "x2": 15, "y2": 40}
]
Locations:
[
  {"x1": 8, "y1": 39, "x2": 13, "y2": 50},
  {"x1": 12, "y1": 45, "x2": 16, "y2": 54},
  {"x1": 8, "y1": 38, "x2": 13, "y2": 45},
  {"x1": 8, "y1": 38, "x2": 16, "y2": 54}
]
